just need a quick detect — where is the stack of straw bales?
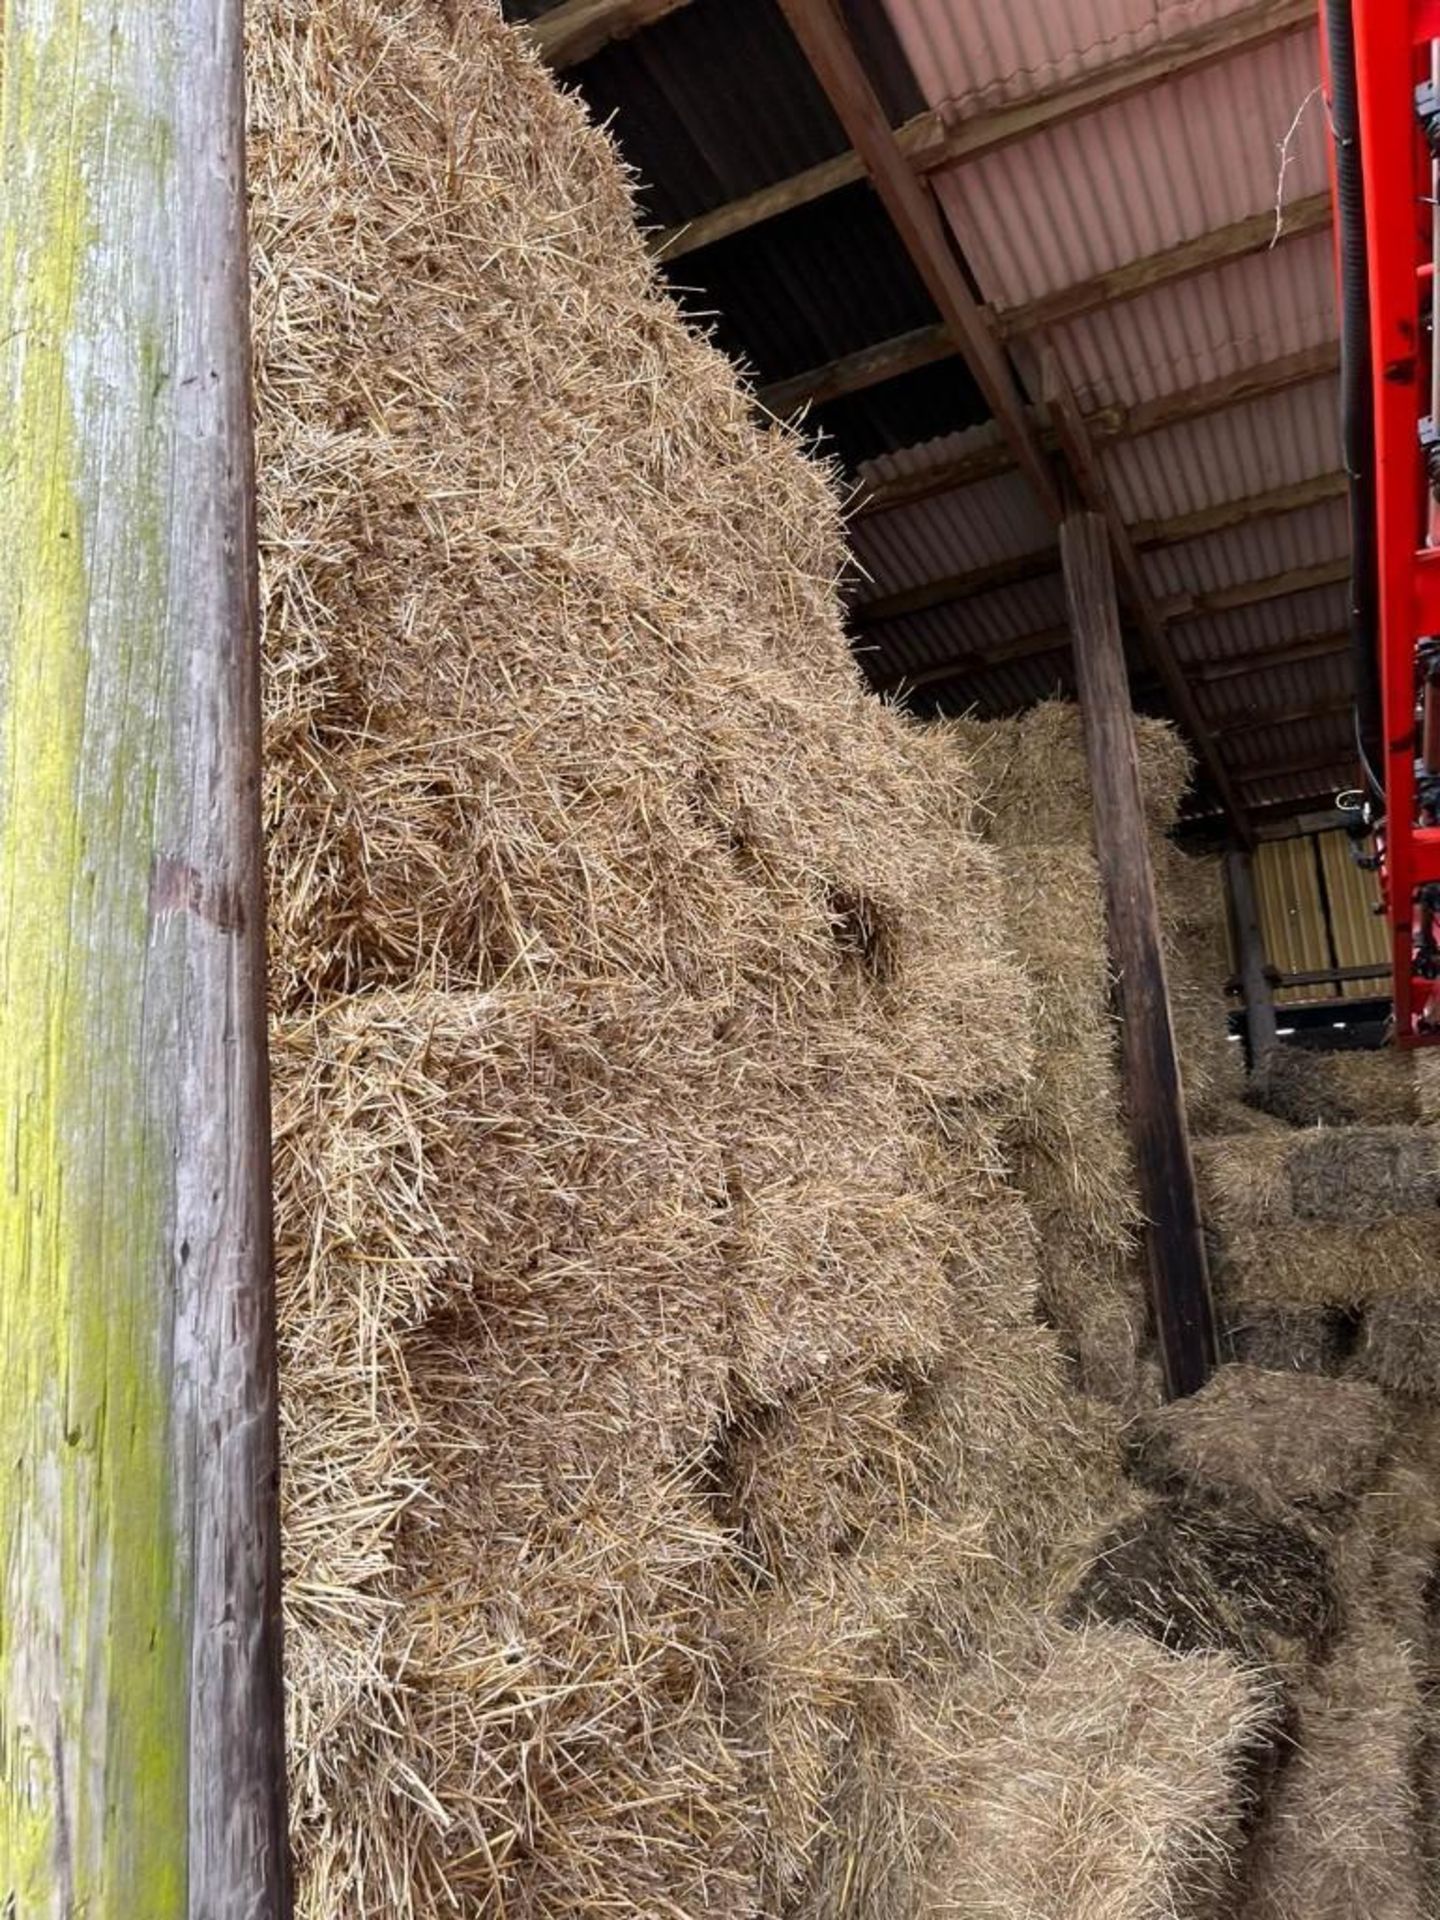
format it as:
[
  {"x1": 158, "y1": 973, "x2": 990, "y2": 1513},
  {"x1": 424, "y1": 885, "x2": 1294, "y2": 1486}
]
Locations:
[
  {"x1": 952, "y1": 701, "x2": 1242, "y2": 1404},
  {"x1": 1195, "y1": 1125, "x2": 1440, "y2": 1390},
  {"x1": 249, "y1": 6, "x2": 1272, "y2": 1915},
  {"x1": 1066, "y1": 1362, "x2": 1440, "y2": 1917}
]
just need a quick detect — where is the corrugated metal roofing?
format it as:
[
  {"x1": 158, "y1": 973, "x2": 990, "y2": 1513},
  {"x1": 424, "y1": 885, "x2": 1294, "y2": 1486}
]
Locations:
[
  {"x1": 848, "y1": 469, "x2": 1055, "y2": 601},
  {"x1": 1140, "y1": 498, "x2": 1348, "y2": 602},
  {"x1": 1197, "y1": 649, "x2": 1351, "y2": 728},
  {"x1": 1173, "y1": 580, "x2": 1350, "y2": 666},
  {"x1": 1039, "y1": 231, "x2": 1337, "y2": 414},
  {"x1": 1104, "y1": 380, "x2": 1340, "y2": 525},
  {"x1": 928, "y1": 31, "x2": 1326, "y2": 304},
  {"x1": 530, "y1": 0, "x2": 1354, "y2": 825},
  {"x1": 860, "y1": 573, "x2": 1070, "y2": 677},
  {"x1": 890, "y1": 0, "x2": 1245, "y2": 115}
]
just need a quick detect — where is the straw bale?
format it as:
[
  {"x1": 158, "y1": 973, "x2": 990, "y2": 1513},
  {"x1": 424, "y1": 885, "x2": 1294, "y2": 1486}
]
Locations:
[
  {"x1": 796, "y1": 1624, "x2": 1272, "y2": 1920},
  {"x1": 1418, "y1": 1048, "x2": 1440, "y2": 1124},
  {"x1": 1287, "y1": 1125, "x2": 1440, "y2": 1221},
  {"x1": 1248, "y1": 1047, "x2": 1419, "y2": 1128},
  {"x1": 953, "y1": 701, "x2": 1192, "y2": 850},
  {"x1": 1156, "y1": 848, "x2": 1244, "y2": 1130},
  {"x1": 1195, "y1": 1132, "x2": 1300, "y2": 1234},
  {"x1": 903, "y1": 1325, "x2": 1133, "y2": 1629},
  {"x1": 1130, "y1": 1366, "x2": 1392, "y2": 1517},
  {"x1": 1070, "y1": 1500, "x2": 1338, "y2": 1678},
  {"x1": 1216, "y1": 1215, "x2": 1434, "y2": 1312},
  {"x1": 1222, "y1": 1304, "x2": 1343, "y2": 1377},
  {"x1": 246, "y1": 2, "x2": 1159, "y2": 1910},
  {"x1": 1242, "y1": 1623, "x2": 1426, "y2": 1920},
  {"x1": 1359, "y1": 1296, "x2": 1440, "y2": 1398},
  {"x1": 729, "y1": 1512, "x2": 997, "y2": 1904},
  {"x1": 1198, "y1": 1125, "x2": 1440, "y2": 1238}
]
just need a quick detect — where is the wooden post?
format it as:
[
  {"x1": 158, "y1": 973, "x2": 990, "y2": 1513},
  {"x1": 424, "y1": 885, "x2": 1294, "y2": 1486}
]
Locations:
[
  {"x1": 0, "y1": 4, "x2": 288, "y2": 1916},
  {"x1": 1060, "y1": 512, "x2": 1218, "y2": 1399},
  {"x1": 1225, "y1": 848, "x2": 1280, "y2": 1071}
]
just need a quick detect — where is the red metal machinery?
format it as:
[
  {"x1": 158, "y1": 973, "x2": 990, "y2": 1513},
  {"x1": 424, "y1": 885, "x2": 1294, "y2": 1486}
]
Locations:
[{"x1": 1331, "y1": 0, "x2": 1440, "y2": 1042}]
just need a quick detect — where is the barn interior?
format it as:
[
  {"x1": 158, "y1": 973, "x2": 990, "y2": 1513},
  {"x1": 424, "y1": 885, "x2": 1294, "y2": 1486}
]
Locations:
[
  {"x1": 241, "y1": 1, "x2": 1440, "y2": 1913},
  {"x1": 11, "y1": 0, "x2": 1440, "y2": 1916}
]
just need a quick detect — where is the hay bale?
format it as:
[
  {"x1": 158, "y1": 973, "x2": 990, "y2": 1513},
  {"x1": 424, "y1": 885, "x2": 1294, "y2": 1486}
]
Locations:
[
  {"x1": 1198, "y1": 1126, "x2": 1440, "y2": 1235},
  {"x1": 1287, "y1": 1126, "x2": 1440, "y2": 1222},
  {"x1": 1248, "y1": 1047, "x2": 1419, "y2": 1128},
  {"x1": 796, "y1": 1624, "x2": 1273, "y2": 1920},
  {"x1": 248, "y1": 6, "x2": 1148, "y2": 1911},
  {"x1": 1216, "y1": 1216, "x2": 1434, "y2": 1312},
  {"x1": 1195, "y1": 1132, "x2": 1303, "y2": 1234},
  {"x1": 953, "y1": 701, "x2": 1192, "y2": 850},
  {"x1": 1131, "y1": 1366, "x2": 1392, "y2": 1517},
  {"x1": 1222, "y1": 1304, "x2": 1344, "y2": 1377},
  {"x1": 1070, "y1": 1500, "x2": 1338, "y2": 1677},
  {"x1": 1242, "y1": 1623, "x2": 1427, "y2": 1920},
  {"x1": 1359, "y1": 1297, "x2": 1440, "y2": 1398}
]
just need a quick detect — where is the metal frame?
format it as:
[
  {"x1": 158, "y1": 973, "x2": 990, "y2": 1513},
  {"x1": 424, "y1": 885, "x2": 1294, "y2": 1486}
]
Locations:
[{"x1": 1339, "y1": 0, "x2": 1440, "y2": 1039}]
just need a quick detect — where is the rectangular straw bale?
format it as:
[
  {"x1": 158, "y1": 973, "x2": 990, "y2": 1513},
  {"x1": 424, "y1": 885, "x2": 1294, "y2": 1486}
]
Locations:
[
  {"x1": 1248, "y1": 1047, "x2": 1419, "y2": 1128},
  {"x1": 1286, "y1": 1125, "x2": 1440, "y2": 1222},
  {"x1": 1243, "y1": 1623, "x2": 1427, "y2": 1920},
  {"x1": 954, "y1": 701, "x2": 1192, "y2": 851},
  {"x1": 1197, "y1": 1127, "x2": 1440, "y2": 1236},
  {"x1": 1215, "y1": 1217, "x2": 1434, "y2": 1311},
  {"x1": 795, "y1": 1624, "x2": 1271, "y2": 1920},
  {"x1": 1194, "y1": 1131, "x2": 1299, "y2": 1234},
  {"x1": 1130, "y1": 1365, "x2": 1392, "y2": 1517},
  {"x1": 1222, "y1": 1304, "x2": 1343, "y2": 1377},
  {"x1": 1359, "y1": 1297, "x2": 1440, "y2": 1399}
]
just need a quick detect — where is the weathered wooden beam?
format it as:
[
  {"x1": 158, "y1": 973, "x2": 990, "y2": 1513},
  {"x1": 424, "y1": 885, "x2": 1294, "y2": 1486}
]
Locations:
[
  {"x1": 1129, "y1": 470, "x2": 1346, "y2": 550},
  {"x1": 875, "y1": 615, "x2": 1349, "y2": 703},
  {"x1": 1109, "y1": 340, "x2": 1340, "y2": 442},
  {"x1": 853, "y1": 341, "x2": 1342, "y2": 518},
  {"x1": 1043, "y1": 356, "x2": 1254, "y2": 846},
  {"x1": 761, "y1": 195, "x2": 1331, "y2": 420},
  {"x1": 1225, "y1": 849, "x2": 1279, "y2": 1068},
  {"x1": 1275, "y1": 962, "x2": 1389, "y2": 988},
  {"x1": 0, "y1": 4, "x2": 288, "y2": 1914},
  {"x1": 1213, "y1": 692, "x2": 1354, "y2": 736},
  {"x1": 759, "y1": 322, "x2": 954, "y2": 417},
  {"x1": 1175, "y1": 556, "x2": 1351, "y2": 618},
  {"x1": 1062, "y1": 511, "x2": 1217, "y2": 1398},
  {"x1": 773, "y1": 0, "x2": 1063, "y2": 519},
  {"x1": 855, "y1": 547, "x2": 1056, "y2": 626},
  {"x1": 1187, "y1": 629, "x2": 1350, "y2": 683},
  {"x1": 999, "y1": 192, "x2": 1331, "y2": 341},
  {"x1": 525, "y1": 0, "x2": 692, "y2": 68},
  {"x1": 1233, "y1": 743, "x2": 1357, "y2": 783},
  {"x1": 859, "y1": 463, "x2": 1339, "y2": 648},
  {"x1": 656, "y1": 0, "x2": 1312, "y2": 260}
]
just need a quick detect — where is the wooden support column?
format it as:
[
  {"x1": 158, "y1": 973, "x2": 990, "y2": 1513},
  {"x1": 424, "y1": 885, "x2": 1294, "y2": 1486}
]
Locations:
[
  {"x1": 1225, "y1": 848, "x2": 1280, "y2": 1070},
  {"x1": 0, "y1": 4, "x2": 288, "y2": 1915},
  {"x1": 1061, "y1": 512, "x2": 1217, "y2": 1399}
]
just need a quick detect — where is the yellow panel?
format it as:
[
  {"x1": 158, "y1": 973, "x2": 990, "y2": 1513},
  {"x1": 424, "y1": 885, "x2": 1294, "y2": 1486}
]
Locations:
[
  {"x1": 1254, "y1": 836, "x2": 1332, "y2": 1005},
  {"x1": 1317, "y1": 829, "x2": 1388, "y2": 999}
]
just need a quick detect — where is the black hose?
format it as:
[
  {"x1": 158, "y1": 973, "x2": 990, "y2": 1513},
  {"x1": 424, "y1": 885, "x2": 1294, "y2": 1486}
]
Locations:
[{"x1": 1325, "y1": 0, "x2": 1385, "y2": 805}]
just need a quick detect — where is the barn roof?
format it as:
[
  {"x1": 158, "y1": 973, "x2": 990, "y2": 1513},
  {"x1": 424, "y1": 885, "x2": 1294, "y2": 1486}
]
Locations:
[{"x1": 510, "y1": 0, "x2": 1345, "y2": 835}]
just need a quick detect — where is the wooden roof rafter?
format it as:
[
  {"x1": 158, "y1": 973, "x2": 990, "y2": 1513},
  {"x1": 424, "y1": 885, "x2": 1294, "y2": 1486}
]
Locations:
[
  {"x1": 757, "y1": 192, "x2": 1330, "y2": 419},
  {"x1": 654, "y1": 0, "x2": 1313, "y2": 260},
  {"x1": 524, "y1": 0, "x2": 693, "y2": 68},
  {"x1": 771, "y1": 0, "x2": 1252, "y2": 842},
  {"x1": 855, "y1": 470, "x2": 1349, "y2": 630}
]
